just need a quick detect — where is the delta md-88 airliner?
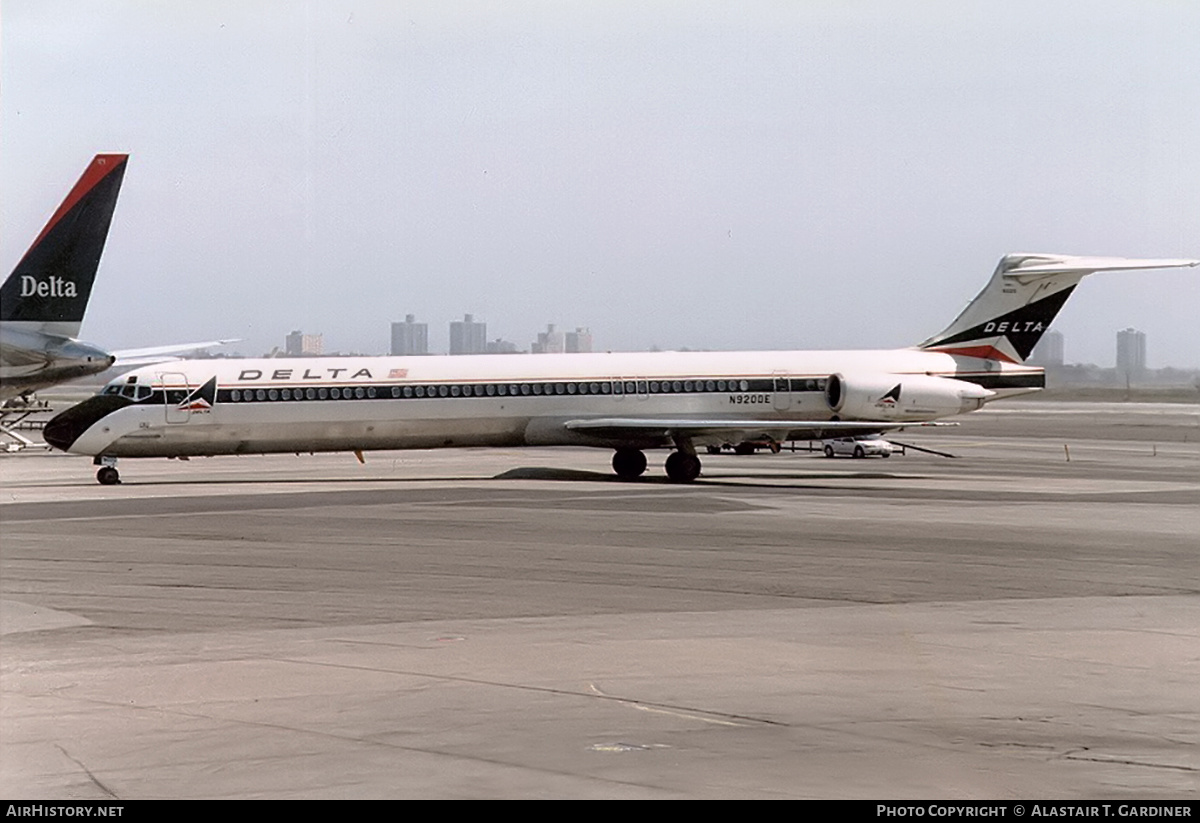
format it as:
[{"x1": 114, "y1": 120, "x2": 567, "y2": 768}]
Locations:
[{"x1": 45, "y1": 253, "x2": 1196, "y2": 484}]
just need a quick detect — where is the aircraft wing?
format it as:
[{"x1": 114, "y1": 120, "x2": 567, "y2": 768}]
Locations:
[
  {"x1": 111, "y1": 339, "x2": 240, "y2": 366},
  {"x1": 564, "y1": 417, "x2": 932, "y2": 443}
]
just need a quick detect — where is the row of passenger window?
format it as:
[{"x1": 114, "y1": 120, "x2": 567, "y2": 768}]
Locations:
[{"x1": 216, "y1": 378, "x2": 827, "y2": 404}]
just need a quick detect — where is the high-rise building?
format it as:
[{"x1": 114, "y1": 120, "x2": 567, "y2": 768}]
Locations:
[
  {"x1": 1029, "y1": 329, "x2": 1064, "y2": 366},
  {"x1": 532, "y1": 324, "x2": 591, "y2": 354},
  {"x1": 565, "y1": 327, "x2": 592, "y2": 354},
  {"x1": 1116, "y1": 328, "x2": 1146, "y2": 378},
  {"x1": 449, "y1": 314, "x2": 487, "y2": 355},
  {"x1": 391, "y1": 314, "x2": 429, "y2": 356},
  {"x1": 531, "y1": 323, "x2": 565, "y2": 354},
  {"x1": 285, "y1": 330, "x2": 323, "y2": 356}
]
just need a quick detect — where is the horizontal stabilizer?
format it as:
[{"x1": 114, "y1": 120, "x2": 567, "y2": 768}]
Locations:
[{"x1": 999, "y1": 254, "x2": 1199, "y2": 280}]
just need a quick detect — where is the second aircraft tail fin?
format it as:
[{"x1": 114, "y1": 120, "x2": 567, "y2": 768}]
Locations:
[{"x1": 0, "y1": 154, "x2": 129, "y2": 339}]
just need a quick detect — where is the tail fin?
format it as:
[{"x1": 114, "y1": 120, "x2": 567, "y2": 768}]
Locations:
[
  {"x1": 1, "y1": 154, "x2": 129, "y2": 338},
  {"x1": 919, "y1": 253, "x2": 1198, "y2": 363}
]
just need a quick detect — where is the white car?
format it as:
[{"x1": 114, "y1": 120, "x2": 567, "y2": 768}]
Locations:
[{"x1": 823, "y1": 436, "x2": 894, "y2": 459}]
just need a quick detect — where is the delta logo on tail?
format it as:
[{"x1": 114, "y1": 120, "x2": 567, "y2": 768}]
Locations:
[
  {"x1": 177, "y1": 377, "x2": 217, "y2": 413},
  {"x1": 0, "y1": 154, "x2": 129, "y2": 328},
  {"x1": 19, "y1": 276, "x2": 78, "y2": 298},
  {"x1": 922, "y1": 287, "x2": 1075, "y2": 363}
]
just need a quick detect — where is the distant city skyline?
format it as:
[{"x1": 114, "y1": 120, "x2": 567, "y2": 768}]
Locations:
[
  {"x1": 358, "y1": 316, "x2": 597, "y2": 356},
  {"x1": 278, "y1": 319, "x2": 1179, "y2": 372}
]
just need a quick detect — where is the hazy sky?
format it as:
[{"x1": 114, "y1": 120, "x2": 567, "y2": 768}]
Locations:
[{"x1": 3, "y1": 1, "x2": 1197, "y2": 366}]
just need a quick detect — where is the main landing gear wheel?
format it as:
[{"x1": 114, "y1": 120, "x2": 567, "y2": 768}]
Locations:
[
  {"x1": 664, "y1": 451, "x2": 702, "y2": 483},
  {"x1": 612, "y1": 447, "x2": 647, "y2": 479},
  {"x1": 96, "y1": 466, "x2": 120, "y2": 485}
]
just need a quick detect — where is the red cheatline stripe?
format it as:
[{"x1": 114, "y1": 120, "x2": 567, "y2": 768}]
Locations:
[
  {"x1": 22, "y1": 154, "x2": 129, "y2": 257},
  {"x1": 927, "y1": 344, "x2": 1018, "y2": 364}
]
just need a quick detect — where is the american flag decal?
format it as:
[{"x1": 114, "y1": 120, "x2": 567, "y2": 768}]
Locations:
[{"x1": 389, "y1": 368, "x2": 408, "y2": 379}]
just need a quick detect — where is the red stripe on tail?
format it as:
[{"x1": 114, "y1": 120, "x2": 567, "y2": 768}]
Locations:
[{"x1": 22, "y1": 154, "x2": 129, "y2": 258}]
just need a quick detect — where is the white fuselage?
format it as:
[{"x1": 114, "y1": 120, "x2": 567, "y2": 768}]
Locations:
[{"x1": 55, "y1": 347, "x2": 1038, "y2": 459}]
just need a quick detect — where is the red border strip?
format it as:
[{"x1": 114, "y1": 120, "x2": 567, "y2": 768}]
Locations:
[{"x1": 23, "y1": 154, "x2": 129, "y2": 255}]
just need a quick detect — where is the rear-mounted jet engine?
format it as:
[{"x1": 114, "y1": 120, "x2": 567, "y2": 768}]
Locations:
[{"x1": 825, "y1": 373, "x2": 993, "y2": 421}]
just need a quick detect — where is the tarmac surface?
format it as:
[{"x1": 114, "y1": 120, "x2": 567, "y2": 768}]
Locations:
[{"x1": 1, "y1": 401, "x2": 1197, "y2": 798}]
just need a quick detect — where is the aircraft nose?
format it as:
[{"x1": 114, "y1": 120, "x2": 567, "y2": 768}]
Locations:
[
  {"x1": 43, "y1": 394, "x2": 131, "y2": 452},
  {"x1": 42, "y1": 412, "x2": 81, "y2": 451}
]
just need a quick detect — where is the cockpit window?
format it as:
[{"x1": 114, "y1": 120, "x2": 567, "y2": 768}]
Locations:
[{"x1": 116, "y1": 384, "x2": 153, "y2": 401}]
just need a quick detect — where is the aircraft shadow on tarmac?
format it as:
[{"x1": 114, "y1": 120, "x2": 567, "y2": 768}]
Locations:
[
  {"x1": 492, "y1": 465, "x2": 920, "y2": 488},
  {"x1": 43, "y1": 464, "x2": 919, "y2": 490}
]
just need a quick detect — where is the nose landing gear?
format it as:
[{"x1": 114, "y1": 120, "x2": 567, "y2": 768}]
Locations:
[{"x1": 94, "y1": 456, "x2": 120, "y2": 485}]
